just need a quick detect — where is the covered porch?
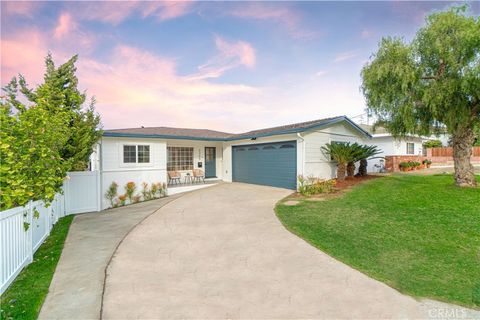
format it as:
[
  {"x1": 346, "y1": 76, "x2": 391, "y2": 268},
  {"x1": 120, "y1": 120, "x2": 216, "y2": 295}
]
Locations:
[{"x1": 165, "y1": 139, "x2": 224, "y2": 186}]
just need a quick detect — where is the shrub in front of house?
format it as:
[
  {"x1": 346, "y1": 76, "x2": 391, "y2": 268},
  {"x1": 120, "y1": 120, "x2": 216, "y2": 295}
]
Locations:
[
  {"x1": 150, "y1": 182, "x2": 167, "y2": 199},
  {"x1": 141, "y1": 182, "x2": 152, "y2": 201},
  {"x1": 105, "y1": 182, "x2": 118, "y2": 207},
  {"x1": 399, "y1": 162, "x2": 411, "y2": 171},
  {"x1": 104, "y1": 181, "x2": 168, "y2": 208},
  {"x1": 298, "y1": 175, "x2": 336, "y2": 196},
  {"x1": 150, "y1": 183, "x2": 159, "y2": 199},
  {"x1": 118, "y1": 194, "x2": 127, "y2": 206},
  {"x1": 125, "y1": 182, "x2": 137, "y2": 203},
  {"x1": 423, "y1": 159, "x2": 432, "y2": 168}
]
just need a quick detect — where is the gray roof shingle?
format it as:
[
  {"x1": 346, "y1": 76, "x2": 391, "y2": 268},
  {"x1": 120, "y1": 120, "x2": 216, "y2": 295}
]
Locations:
[
  {"x1": 103, "y1": 115, "x2": 370, "y2": 140},
  {"x1": 104, "y1": 127, "x2": 232, "y2": 139}
]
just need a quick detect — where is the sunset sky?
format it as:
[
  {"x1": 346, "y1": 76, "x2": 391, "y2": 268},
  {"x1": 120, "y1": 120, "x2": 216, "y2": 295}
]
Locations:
[{"x1": 2, "y1": 1, "x2": 479, "y2": 132}]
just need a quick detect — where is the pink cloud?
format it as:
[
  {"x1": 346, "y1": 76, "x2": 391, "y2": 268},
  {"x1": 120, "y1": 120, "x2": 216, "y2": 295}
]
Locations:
[
  {"x1": 1, "y1": 1, "x2": 41, "y2": 17},
  {"x1": 74, "y1": 44, "x2": 259, "y2": 129},
  {"x1": 228, "y1": 3, "x2": 316, "y2": 39},
  {"x1": 1, "y1": 29, "x2": 48, "y2": 85},
  {"x1": 0, "y1": 9, "x2": 365, "y2": 132},
  {"x1": 64, "y1": 1, "x2": 194, "y2": 25},
  {"x1": 216, "y1": 36, "x2": 256, "y2": 68},
  {"x1": 54, "y1": 13, "x2": 75, "y2": 39},
  {"x1": 72, "y1": 2, "x2": 139, "y2": 25},
  {"x1": 141, "y1": 1, "x2": 195, "y2": 21},
  {"x1": 189, "y1": 35, "x2": 256, "y2": 80},
  {"x1": 1, "y1": 24, "x2": 261, "y2": 131}
]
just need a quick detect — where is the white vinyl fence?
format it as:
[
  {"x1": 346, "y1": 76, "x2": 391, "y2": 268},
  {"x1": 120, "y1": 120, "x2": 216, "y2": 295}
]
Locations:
[
  {"x1": 64, "y1": 171, "x2": 100, "y2": 214},
  {"x1": 0, "y1": 171, "x2": 100, "y2": 294}
]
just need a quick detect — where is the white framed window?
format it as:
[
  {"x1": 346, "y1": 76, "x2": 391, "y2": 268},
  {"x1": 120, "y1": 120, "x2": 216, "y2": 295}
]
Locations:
[
  {"x1": 167, "y1": 146, "x2": 193, "y2": 171},
  {"x1": 138, "y1": 145, "x2": 150, "y2": 163},
  {"x1": 406, "y1": 142, "x2": 415, "y2": 155},
  {"x1": 122, "y1": 145, "x2": 150, "y2": 164}
]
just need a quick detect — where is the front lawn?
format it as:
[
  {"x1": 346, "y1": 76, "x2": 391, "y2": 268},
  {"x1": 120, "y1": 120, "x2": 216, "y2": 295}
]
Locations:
[
  {"x1": 276, "y1": 174, "x2": 480, "y2": 308},
  {"x1": 0, "y1": 215, "x2": 74, "y2": 320}
]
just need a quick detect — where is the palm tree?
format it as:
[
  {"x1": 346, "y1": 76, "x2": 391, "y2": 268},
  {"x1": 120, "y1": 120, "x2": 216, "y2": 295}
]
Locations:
[
  {"x1": 346, "y1": 143, "x2": 365, "y2": 178},
  {"x1": 321, "y1": 142, "x2": 357, "y2": 181},
  {"x1": 356, "y1": 145, "x2": 381, "y2": 176}
]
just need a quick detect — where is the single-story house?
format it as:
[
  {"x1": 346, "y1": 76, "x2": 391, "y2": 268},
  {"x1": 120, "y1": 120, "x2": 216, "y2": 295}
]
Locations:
[
  {"x1": 91, "y1": 116, "x2": 371, "y2": 209},
  {"x1": 358, "y1": 124, "x2": 437, "y2": 172}
]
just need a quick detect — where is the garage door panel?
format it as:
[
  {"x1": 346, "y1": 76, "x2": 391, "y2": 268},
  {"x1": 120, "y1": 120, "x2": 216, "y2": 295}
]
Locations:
[{"x1": 232, "y1": 141, "x2": 297, "y2": 189}]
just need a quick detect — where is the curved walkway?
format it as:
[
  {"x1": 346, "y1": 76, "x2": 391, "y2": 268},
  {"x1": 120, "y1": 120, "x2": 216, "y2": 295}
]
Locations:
[
  {"x1": 38, "y1": 195, "x2": 181, "y2": 320},
  {"x1": 102, "y1": 183, "x2": 474, "y2": 319}
]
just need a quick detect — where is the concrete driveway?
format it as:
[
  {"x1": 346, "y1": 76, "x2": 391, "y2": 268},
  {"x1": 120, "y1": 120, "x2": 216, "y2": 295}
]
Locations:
[{"x1": 102, "y1": 183, "x2": 474, "y2": 319}]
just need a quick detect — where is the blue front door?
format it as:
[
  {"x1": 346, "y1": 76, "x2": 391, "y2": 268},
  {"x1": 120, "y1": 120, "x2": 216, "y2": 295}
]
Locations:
[{"x1": 205, "y1": 147, "x2": 216, "y2": 178}]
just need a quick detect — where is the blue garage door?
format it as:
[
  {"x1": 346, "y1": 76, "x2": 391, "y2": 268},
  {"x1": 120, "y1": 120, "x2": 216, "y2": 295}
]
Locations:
[{"x1": 232, "y1": 141, "x2": 297, "y2": 189}]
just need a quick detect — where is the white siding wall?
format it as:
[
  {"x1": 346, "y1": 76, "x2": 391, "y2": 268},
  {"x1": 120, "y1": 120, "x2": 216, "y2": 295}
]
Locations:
[
  {"x1": 367, "y1": 136, "x2": 424, "y2": 172},
  {"x1": 100, "y1": 137, "x2": 224, "y2": 209},
  {"x1": 303, "y1": 123, "x2": 367, "y2": 179},
  {"x1": 100, "y1": 137, "x2": 167, "y2": 209},
  {"x1": 222, "y1": 134, "x2": 303, "y2": 182}
]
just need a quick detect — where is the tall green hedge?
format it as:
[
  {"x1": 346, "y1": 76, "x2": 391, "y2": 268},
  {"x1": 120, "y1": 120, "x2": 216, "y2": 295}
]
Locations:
[{"x1": 0, "y1": 55, "x2": 102, "y2": 210}]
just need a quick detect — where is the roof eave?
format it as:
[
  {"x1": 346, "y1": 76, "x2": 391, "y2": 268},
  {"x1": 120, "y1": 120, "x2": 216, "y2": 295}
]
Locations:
[
  {"x1": 296, "y1": 116, "x2": 372, "y2": 139},
  {"x1": 102, "y1": 132, "x2": 227, "y2": 141},
  {"x1": 103, "y1": 116, "x2": 372, "y2": 141}
]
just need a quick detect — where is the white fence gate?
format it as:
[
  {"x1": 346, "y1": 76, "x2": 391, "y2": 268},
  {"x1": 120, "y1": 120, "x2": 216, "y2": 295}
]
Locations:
[
  {"x1": 64, "y1": 171, "x2": 100, "y2": 214},
  {"x1": 1, "y1": 171, "x2": 100, "y2": 294}
]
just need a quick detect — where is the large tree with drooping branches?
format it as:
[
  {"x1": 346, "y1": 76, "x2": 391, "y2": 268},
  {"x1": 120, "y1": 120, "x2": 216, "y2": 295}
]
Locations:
[{"x1": 361, "y1": 6, "x2": 479, "y2": 187}]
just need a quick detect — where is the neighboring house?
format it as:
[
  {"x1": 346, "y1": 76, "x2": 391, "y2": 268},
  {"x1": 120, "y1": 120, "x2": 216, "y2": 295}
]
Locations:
[
  {"x1": 91, "y1": 116, "x2": 371, "y2": 209},
  {"x1": 358, "y1": 124, "x2": 437, "y2": 172}
]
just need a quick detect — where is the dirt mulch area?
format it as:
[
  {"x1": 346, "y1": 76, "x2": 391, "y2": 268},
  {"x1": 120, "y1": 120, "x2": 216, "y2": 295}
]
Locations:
[
  {"x1": 285, "y1": 175, "x2": 382, "y2": 203},
  {"x1": 334, "y1": 175, "x2": 379, "y2": 190}
]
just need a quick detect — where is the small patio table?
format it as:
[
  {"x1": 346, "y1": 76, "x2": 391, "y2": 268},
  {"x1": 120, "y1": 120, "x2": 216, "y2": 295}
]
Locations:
[{"x1": 184, "y1": 173, "x2": 193, "y2": 184}]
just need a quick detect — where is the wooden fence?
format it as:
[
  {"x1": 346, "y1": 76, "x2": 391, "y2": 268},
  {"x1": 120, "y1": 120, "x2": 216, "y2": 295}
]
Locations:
[
  {"x1": 427, "y1": 147, "x2": 480, "y2": 164},
  {"x1": 429, "y1": 147, "x2": 480, "y2": 157}
]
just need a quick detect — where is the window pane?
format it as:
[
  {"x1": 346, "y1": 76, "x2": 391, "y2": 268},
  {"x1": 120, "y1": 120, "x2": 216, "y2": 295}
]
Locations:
[
  {"x1": 167, "y1": 147, "x2": 193, "y2": 171},
  {"x1": 407, "y1": 143, "x2": 414, "y2": 155},
  {"x1": 123, "y1": 145, "x2": 136, "y2": 163},
  {"x1": 138, "y1": 145, "x2": 150, "y2": 163}
]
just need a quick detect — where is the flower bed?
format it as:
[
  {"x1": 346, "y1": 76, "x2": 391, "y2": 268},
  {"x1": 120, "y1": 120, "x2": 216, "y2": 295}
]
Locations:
[{"x1": 104, "y1": 181, "x2": 167, "y2": 208}]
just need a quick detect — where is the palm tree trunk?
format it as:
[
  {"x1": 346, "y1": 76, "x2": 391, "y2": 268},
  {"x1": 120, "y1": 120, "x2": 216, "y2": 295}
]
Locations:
[
  {"x1": 452, "y1": 128, "x2": 477, "y2": 187},
  {"x1": 347, "y1": 162, "x2": 355, "y2": 177},
  {"x1": 359, "y1": 159, "x2": 368, "y2": 176},
  {"x1": 337, "y1": 163, "x2": 346, "y2": 181}
]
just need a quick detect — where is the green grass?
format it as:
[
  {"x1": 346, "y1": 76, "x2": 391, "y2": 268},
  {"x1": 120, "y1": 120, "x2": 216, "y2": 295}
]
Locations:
[
  {"x1": 276, "y1": 174, "x2": 480, "y2": 308},
  {"x1": 0, "y1": 215, "x2": 74, "y2": 320}
]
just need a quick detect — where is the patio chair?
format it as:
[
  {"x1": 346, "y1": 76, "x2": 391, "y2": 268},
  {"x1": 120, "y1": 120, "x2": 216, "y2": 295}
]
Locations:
[
  {"x1": 192, "y1": 169, "x2": 205, "y2": 183},
  {"x1": 168, "y1": 171, "x2": 181, "y2": 185}
]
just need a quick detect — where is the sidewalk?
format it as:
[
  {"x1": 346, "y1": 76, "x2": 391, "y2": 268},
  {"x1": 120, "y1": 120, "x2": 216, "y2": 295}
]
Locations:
[{"x1": 38, "y1": 195, "x2": 181, "y2": 320}]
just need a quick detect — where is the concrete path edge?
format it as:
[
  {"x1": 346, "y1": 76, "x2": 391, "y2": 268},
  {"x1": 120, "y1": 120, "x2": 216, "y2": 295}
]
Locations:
[{"x1": 98, "y1": 194, "x2": 183, "y2": 319}]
